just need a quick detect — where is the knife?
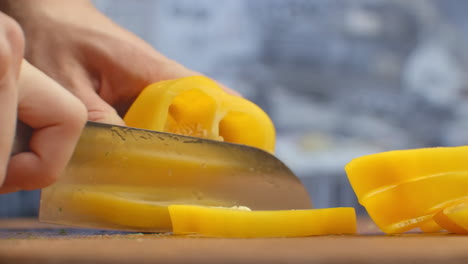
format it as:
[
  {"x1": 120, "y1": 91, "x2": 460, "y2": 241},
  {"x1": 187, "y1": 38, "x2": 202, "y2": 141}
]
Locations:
[{"x1": 14, "y1": 121, "x2": 312, "y2": 232}]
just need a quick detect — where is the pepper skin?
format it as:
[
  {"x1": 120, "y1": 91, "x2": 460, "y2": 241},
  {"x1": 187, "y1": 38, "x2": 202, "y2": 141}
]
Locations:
[{"x1": 124, "y1": 76, "x2": 275, "y2": 153}]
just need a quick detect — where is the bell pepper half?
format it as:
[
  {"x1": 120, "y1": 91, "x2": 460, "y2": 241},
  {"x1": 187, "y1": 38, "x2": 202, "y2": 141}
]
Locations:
[{"x1": 124, "y1": 76, "x2": 275, "y2": 153}]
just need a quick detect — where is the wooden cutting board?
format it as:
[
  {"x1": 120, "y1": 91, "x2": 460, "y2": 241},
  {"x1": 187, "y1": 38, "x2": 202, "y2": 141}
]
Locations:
[{"x1": 1, "y1": 218, "x2": 468, "y2": 263}]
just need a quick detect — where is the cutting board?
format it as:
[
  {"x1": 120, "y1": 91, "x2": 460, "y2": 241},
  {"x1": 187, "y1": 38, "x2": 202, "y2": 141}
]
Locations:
[{"x1": 1, "y1": 218, "x2": 468, "y2": 263}]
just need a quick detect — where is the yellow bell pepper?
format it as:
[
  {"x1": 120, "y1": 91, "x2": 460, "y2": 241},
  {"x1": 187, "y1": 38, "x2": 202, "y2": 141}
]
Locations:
[
  {"x1": 124, "y1": 76, "x2": 275, "y2": 153},
  {"x1": 418, "y1": 219, "x2": 443, "y2": 233},
  {"x1": 60, "y1": 185, "x2": 227, "y2": 231},
  {"x1": 65, "y1": 186, "x2": 172, "y2": 229},
  {"x1": 433, "y1": 200, "x2": 468, "y2": 234},
  {"x1": 168, "y1": 205, "x2": 357, "y2": 238},
  {"x1": 345, "y1": 146, "x2": 468, "y2": 234}
]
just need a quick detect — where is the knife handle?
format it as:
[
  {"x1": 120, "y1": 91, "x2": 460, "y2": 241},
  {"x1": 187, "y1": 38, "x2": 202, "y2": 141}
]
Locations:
[{"x1": 11, "y1": 121, "x2": 32, "y2": 156}]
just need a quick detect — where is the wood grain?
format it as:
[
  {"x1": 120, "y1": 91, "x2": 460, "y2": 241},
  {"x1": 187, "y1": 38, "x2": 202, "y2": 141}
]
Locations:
[{"x1": 1, "y1": 218, "x2": 468, "y2": 263}]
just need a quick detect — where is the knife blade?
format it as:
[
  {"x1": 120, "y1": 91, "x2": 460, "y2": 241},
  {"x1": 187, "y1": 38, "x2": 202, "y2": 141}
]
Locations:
[{"x1": 15, "y1": 121, "x2": 312, "y2": 232}]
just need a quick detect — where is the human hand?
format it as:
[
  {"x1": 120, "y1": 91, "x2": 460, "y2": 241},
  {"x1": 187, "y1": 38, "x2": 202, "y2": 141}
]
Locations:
[
  {"x1": 3, "y1": 0, "x2": 239, "y2": 126},
  {"x1": 0, "y1": 13, "x2": 87, "y2": 194}
]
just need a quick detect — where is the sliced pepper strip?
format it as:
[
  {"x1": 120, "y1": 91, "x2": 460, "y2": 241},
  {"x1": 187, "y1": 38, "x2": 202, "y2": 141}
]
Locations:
[
  {"x1": 168, "y1": 205, "x2": 356, "y2": 238},
  {"x1": 61, "y1": 185, "x2": 227, "y2": 231},
  {"x1": 67, "y1": 187, "x2": 172, "y2": 229},
  {"x1": 433, "y1": 200, "x2": 468, "y2": 234},
  {"x1": 124, "y1": 76, "x2": 275, "y2": 153},
  {"x1": 418, "y1": 219, "x2": 443, "y2": 233},
  {"x1": 345, "y1": 146, "x2": 468, "y2": 234},
  {"x1": 360, "y1": 172, "x2": 468, "y2": 233},
  {"x1": 345, "y1": 146, "x2": 468, "y2": 202}
]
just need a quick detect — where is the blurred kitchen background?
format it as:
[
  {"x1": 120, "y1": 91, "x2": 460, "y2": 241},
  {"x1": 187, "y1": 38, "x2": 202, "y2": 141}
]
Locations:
[{"x1": 3, "y1": 0, "x2": 468, "y2": 216}]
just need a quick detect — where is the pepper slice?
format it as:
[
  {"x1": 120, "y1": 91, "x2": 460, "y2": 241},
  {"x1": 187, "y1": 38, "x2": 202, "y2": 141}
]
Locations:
[
  {"x1": 433, "y1": 200, "x2": 468, "y2": 234},
  {"x1": 346, "y1": 146, "x2": 468, "y2": 202},
  {"x1": 168, "y1": 205, "x2": 357, "y2": 238},
  {"x1": 359, "y1": 172, "x2": 468, "y2": 233},
  {"x1": 65, "y1": 186, "x2": 172, "y2": 230},
  {"x1": 124, "y1": 76, "x2": 275, "y2": 153},
  {"x1": 418, "y1": 219, "x2": 443, "y2": 233},
  {"x1": 345, "y1": 146, "x2": 468, "y2": 234},
  {"x1": 57, "y1": 185, "x2": 227, "y2": 231}
]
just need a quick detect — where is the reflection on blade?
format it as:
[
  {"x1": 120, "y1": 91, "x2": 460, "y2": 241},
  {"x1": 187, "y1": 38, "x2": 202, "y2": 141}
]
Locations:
[{"x1": 39, "y1": 121, "x2": 312, "y2": 232}]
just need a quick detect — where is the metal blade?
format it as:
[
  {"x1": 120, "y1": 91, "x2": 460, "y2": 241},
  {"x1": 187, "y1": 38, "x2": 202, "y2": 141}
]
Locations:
[{"x1": 39, "y1": 121, "x2": 312, "y2": 232}]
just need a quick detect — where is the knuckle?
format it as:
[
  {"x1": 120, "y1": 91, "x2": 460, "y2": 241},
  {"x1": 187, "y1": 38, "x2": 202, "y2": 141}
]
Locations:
[
  {"x1": 87, "y1": 106, "x2": 124, "y2": 125},
  {"x1": 0, "y1": 13, "x2": 24, "y2": 56},
  {"x1": 87, "y1": 109, "x2": 109, "y2": 122},
  {"x1": 0, "y1": 13, "x2": 24, "y2": 79}
]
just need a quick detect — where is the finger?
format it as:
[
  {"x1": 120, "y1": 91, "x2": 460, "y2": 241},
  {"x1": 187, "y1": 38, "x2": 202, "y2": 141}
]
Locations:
[
  {"x1": 3, "y1": 61, "x2": 87, "y2": 191},
  {"x1": 0, "y1": 65, "x2": 17, "y2": 187},
  {"x1": 29, "y1": 55, "x2": 126, "y2": 126},
  {"x1": 97, "y1": 52, "x2": 242, "y2": 118},
  {"x1": 73, "y1": 83, "x2": 126, "y2": 125},
  {"x1": 0, "y1": 13, "x2": 23, "y2": 188}
]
